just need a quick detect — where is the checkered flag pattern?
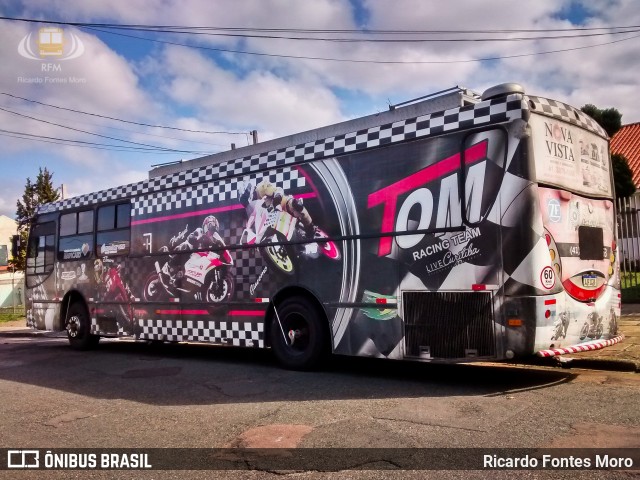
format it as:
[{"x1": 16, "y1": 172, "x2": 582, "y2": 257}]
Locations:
[
  {"x1": 526, "y1": 96, "x2": 608, "y2": 138},
  {"x1": 38, "y1": 94, "x2": 530, "y2": 215},
  {"x1": 132, "y1": 168, "x2": 306, "y2": 216},
  {"x1": 227, "y1": 217, "x2": 277, "y2": 300},
  {"x1": 137, "y1": 318, "x2": 264, "y2": 347}
]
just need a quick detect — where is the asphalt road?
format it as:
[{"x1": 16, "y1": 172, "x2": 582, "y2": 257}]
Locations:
[{"x1": 0, "y1": 335, "x2": 638, "y2": 479}]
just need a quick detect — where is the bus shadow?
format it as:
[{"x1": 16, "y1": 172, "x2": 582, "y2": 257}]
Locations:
[{"x1": 0, "y1": 337, "x2": 578, "y2": 406}]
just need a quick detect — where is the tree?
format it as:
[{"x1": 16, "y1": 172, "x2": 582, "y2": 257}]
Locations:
[
  {"x1": 11, "y1": 168, "x2": 60, "y2": 270},
  {"x1": 581, "y1": 104, "x2": 635, "y2": 199},
  {"x1": 612, "y1": 153, "x2": 636, "y2": 199},
  {"x1": 581, "y1": 104, "x2": 622, "y2": 137}
]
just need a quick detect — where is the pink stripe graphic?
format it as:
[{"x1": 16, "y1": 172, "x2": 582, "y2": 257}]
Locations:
[
  {"x1": 156, "y1": 309, "x2": 209, "y2": 315},
  {"x1": 228, "y1": 310, "x2": 265, "y2": 316},
  {"x1": 132, "y1": 204, "x2": 245, "y2": 226},
  {"x1": 132, "y1": 193, "x2": 317, "y2": 226}
]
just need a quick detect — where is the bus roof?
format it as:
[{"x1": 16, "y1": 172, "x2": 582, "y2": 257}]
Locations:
[{"x1": 38, "y1": 85, "x2": 607, "y2": 215}]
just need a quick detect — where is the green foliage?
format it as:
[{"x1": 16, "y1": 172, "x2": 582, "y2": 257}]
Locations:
[
  {"x1": 612, "y1": 153, "x2": 636, "y2": 198},
  {"x1": 580, "y1": 104, "x2": 622, "y2": 137},
  {"x1": 581, "y1": 104, "x2": 633, "y2": 198},
  {"x1": 11, "y1": 168, "x2": 60, "y2": 271}
]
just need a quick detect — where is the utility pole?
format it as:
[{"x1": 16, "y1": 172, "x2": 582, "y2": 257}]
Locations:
[{"x1": 252, "y1": 130, "x2": 258, "y2": 145}]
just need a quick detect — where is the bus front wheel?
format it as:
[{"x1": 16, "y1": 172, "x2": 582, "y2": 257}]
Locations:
[
  {"x1": 66, "y1": 302, "x2": 99, "y2": 350},
  {"x1": 269, "y1": 297, "x2": 327, "y2": 370}
]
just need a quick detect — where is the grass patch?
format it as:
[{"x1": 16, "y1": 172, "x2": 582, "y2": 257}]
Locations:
[
  {"x1": 622, "y1": 271, "x2": 640, "y2": 303},
  {"x1": 622, "y1": 287, "x2": 640, "y2": 303},
  {"x1": 0, "y1": 313, "x2": 24, "y2": 323}
]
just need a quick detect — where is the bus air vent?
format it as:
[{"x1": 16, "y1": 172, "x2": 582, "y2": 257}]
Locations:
[{"x1": 403, "y1": 291, "x2": 496, "y2": 360}]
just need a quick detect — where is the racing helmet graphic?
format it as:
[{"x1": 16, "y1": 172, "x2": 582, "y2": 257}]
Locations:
[
  {"x1": 256, "y1": 180, "x2": 276, "y2": 199},
  {"x1": 202, "y1": 215, "x2": 219, "y2": 237}
]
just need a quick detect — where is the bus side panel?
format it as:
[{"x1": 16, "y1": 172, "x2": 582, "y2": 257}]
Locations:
[{"x1": 126, "y1": 125, "x2": 522, "y2": 360}]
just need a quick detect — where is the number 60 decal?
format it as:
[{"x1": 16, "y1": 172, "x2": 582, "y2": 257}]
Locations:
[{"x1": 540, "y1": 266, "x2": 556, "y2": 289}]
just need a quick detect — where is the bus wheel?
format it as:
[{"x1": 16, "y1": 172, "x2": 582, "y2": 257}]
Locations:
[
  {"x1": 269, "y1": 297, "x2": 327, "y2": 370},
  {"x1": 66, "y1": 302, "x2": 99, "y2": 350}
]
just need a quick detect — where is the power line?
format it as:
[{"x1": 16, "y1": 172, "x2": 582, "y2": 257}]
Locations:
[
  {"x1": 72, "y1": 24, "x2": 640, "y2": 42},
  {"x1": 0, "y1": 98, "x2": 231, "y2": 148},
  {"x1": 84, "y1": 25, "x2": 640, "y2": 65},
  {"x1": 2, "y1": 15, "x2": 638, "y2": 63},
  {"x1": 0, "y1": 92, "x2": 247, "y2": 136},
  {"x1": 2, "y1": 16, "x2": 639, "y2": 34},
  {"x1": 0, "y1": 129, "x2": 197, "y2": 153},
  {"x1": 0, "y1": 106, "x2": 214, "y2": 154}
]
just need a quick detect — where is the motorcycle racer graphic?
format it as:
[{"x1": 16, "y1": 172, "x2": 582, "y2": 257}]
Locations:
[
  {"x1": 579, "y1": 311, "x2": 604, "y2": 340},
  {"x1": 239, "y1": 180, "x2": 340, "y2": 276},
  {"x1": 143, "y1": 215, "x2": 235, "y2": 303},
  {"x1": 94, "y1": 257, "x2": 135, "y2": 333},
  {"x1": 551, "y1": 311, "x2": 570, "y2": 340}
]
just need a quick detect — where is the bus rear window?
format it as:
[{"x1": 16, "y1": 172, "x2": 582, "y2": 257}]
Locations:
[{"x1": 578, "y1": 226, "x2": 604, "y2": 260}]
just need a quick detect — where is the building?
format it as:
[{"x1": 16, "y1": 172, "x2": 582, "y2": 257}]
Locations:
[
  {"x1": 612, "y1": 123, "x2": 640, "y2": 268},
  {"x1": 0, "y1": 215, "x2": 17, "y2": 271},
  {"x1": 611, "y1": 122, "x2": 640, "y2": 187},
  {"x1": 0, "y1": 215, "x2": 24, "y2": 310}
]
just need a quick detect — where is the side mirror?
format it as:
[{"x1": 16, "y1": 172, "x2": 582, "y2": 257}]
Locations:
[{"x1": 11, "y1": 235, "x2": 20, "y2": 258}]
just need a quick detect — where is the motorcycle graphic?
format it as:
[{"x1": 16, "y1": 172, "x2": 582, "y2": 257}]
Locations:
[
  {"x1": 95, "y1": 258, "x2": 134, "y2": 331},
  {"x1": 143, "y1": 239, "x2": 235, "y2": 303},
  {"x1": 579, "y1": 311, "x2": 604, "y2": 340},
  {"x1": 551, "y1": 311, "x2": 570, "y2": 340},
  {"x1": 608, "y1": 307, "x2": 618, "y2": 336},
  {"x1": 241, "y1": 200, "x2": 340, "y2": 275}
]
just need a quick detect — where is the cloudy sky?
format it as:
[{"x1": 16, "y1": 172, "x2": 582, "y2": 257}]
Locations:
[{"x1": 0, "y1": 0, "x2": 638, "y2": 219}]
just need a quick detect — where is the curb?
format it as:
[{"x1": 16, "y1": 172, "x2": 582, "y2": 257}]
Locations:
[
  {"x1": 559, "y1": 357, "x2": 639, "y2": 373},
  {"x1": 0, "y1": 329, "x2": 65, "y2": 339},
  {"x1": 522, "y1": 355, "x2": 639, "y2": 373}
]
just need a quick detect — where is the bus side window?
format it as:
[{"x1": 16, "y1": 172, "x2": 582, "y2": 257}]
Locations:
[
  {"x1": 58, "y1": 210, "x2": 94, "y2": 261},
  {"x1": 96, "y1": 203, "x2": 131, "y2": 257},
  {"x1": 26, "y1": 221, "x2": 56, "y2": 286}
]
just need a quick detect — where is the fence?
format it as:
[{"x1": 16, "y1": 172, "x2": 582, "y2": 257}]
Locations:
[
  {"x1": 0, "y1": 270, "x2": 25, "y2": 314},
  {"x1": 618, "y1": 195, "x2": 640, "y2": 302}
]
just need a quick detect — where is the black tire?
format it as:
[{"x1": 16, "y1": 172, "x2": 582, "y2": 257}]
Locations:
[
  {"x1": 66, "y1": 302, "x2": 99, "y2": 350},
  {"x1": 203, "y1": 271, "x2": 235, "y2": 303},
  {"x1": 269, "y1": 296, "x2": 328, "y2": 370}
]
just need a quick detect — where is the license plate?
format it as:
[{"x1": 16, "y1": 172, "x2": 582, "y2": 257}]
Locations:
[{"x1": 582, "y1": 275, "x2": 597, "y2": 287}]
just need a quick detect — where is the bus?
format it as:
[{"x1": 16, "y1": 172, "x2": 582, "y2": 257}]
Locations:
[{"x1": 23, "y1": 82, "x2": 623, "y2": 369}]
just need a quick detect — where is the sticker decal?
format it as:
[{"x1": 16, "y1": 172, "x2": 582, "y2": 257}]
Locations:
[
  {"x1": 547, "y1": 199, "x2": 561, "y2": 223},
  {"x1": 540, "y1": 266, "x2": 556, "y2": 289}
]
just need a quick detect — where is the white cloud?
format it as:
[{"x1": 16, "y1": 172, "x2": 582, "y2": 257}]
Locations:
[{"x1": 156, "y1": 46, "x2": 345, "y2": 138}]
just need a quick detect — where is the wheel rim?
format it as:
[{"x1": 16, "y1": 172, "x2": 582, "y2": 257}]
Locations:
[
  {"x1": 206, "y1": 278, "x2": 228, "y2": 303},
  {"x1": 281, "y1": 311, "x2": 310, "y2": 354},
  {"x1": 266, "y1": 245, "x2": 293, "y2": 273},
  {"x1": 67, "y1": 315, "x2": 81, "y2": 338}
]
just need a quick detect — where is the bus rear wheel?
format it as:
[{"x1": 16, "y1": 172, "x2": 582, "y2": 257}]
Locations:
[
  {"x1": 269, "y1": 297, "x2": 327, "y2": 370},
  {"x1": 66, "y1": 302, "x2": 99, "y2": 350}
]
